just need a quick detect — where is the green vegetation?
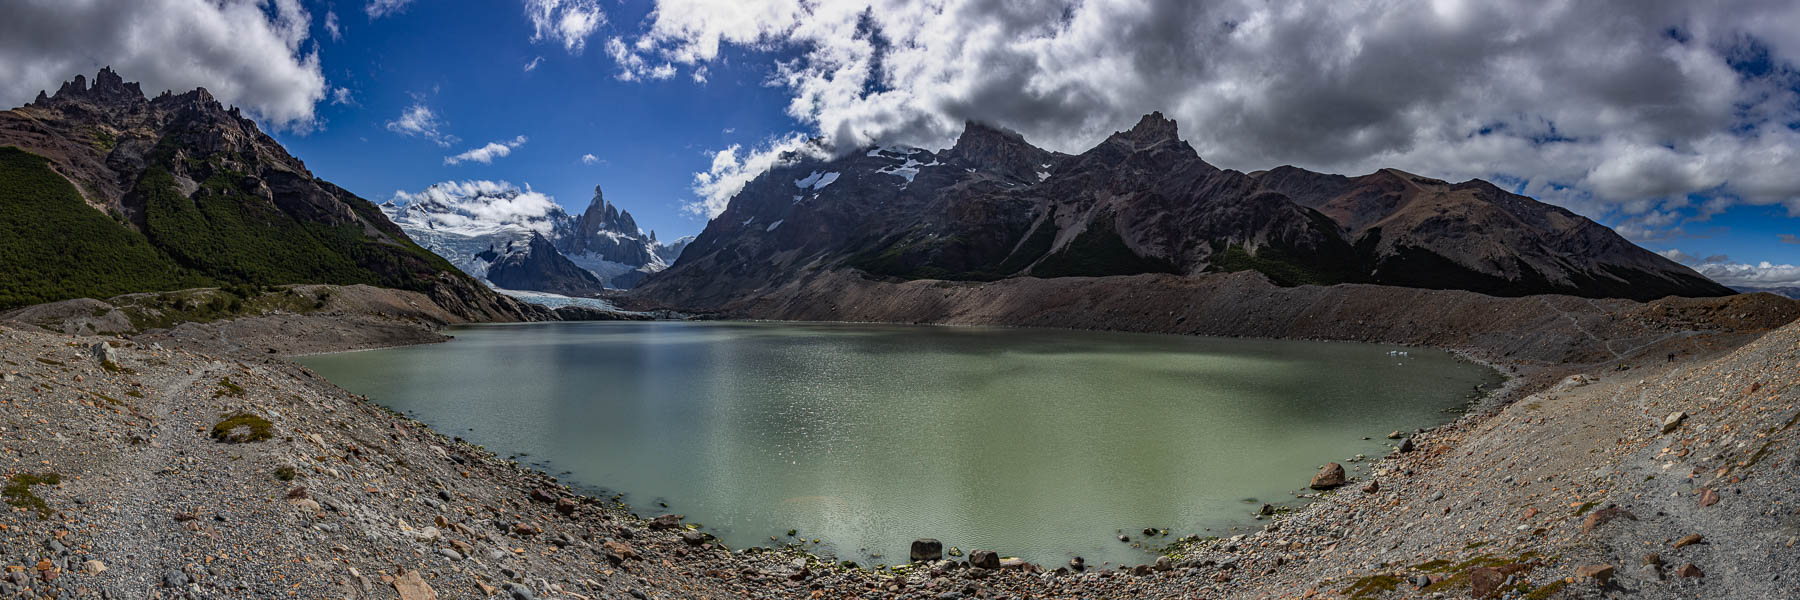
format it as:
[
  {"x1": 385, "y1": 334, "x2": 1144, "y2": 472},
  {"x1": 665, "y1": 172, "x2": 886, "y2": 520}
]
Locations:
[
  {"x1": 0, "y1": 147, "x2": 207, "y2": 309},
  {"x1": 215, "y1": 377, "x2": 246, "y2": 398},
  {"x1": 1341, "y1": 573, "x2": 1404, "y2": 599},
  {"x1": 1030, "y1": 215, "x2": 1179, "y2": 278},
  {"x1": 138, "y1": 167, "x2": 375, "y2": 287},
  {"x1": 0, "y1": 144, "x2": 468, "y2": 311},
  {"x1": 1208, "y1": 243, "x2": 1355, "y2": 286},
  {"x1": 274, "y1": 466, "x2": 297, "y2": 481},
  {"x1": 3, "y1": 472, "x2": 63, "y2": 519},
  {"x1": 211, "y1": 412, "x2": 273, "y2": 443}
]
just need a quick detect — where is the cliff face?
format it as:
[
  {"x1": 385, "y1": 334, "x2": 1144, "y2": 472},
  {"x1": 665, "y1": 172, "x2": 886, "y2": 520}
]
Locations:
[
  {"x1": 0, "y1": 68, "x2": 534, "y2": 321},
  {"x1": 636, "y1": 113, "x2": 1730, "y2": 309}
]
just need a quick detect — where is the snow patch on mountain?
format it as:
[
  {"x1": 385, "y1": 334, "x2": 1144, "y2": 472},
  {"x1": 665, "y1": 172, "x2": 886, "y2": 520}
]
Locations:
[{"x1": 794, "y1": 171, "x2": 840, "y2": 190}]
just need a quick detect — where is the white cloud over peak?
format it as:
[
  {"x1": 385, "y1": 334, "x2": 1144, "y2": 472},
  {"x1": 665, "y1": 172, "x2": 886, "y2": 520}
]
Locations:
[
  {"x1": 389, "y1": 180, "x2": 566, "y2": 237},
  {"x1": 444, "y1": 136, "x2": 528, "y2": 165},
  {"x1": 687, "y1": 133, "x2": 824, "y2": 218},
  {"x1": 0, "y1": 0, "x2": 327, "y2": 130},
  {"x1": 385, "y1": 103, "x2": 455, "y2": 147},
  {"x1": 612, "y1": 0, "x2": 1800, "y2": 228},
  {"x1": 525, "y1": 0, "x2": 605, "y2": 55}
]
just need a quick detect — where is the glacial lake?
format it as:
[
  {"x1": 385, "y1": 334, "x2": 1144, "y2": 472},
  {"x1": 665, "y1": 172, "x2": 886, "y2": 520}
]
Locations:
[{"x1": 297, "y1": 321, "x2": 1500, "y2": 565}]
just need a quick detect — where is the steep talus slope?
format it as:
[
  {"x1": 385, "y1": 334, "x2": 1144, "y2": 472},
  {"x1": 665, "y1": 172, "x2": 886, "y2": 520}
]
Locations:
[
  {"x1": 0, "y1": 68, "x2": 536, "y2": 321},
  {"x1": 637, "y1": 112, "x2": 1728, "y2": 309}
]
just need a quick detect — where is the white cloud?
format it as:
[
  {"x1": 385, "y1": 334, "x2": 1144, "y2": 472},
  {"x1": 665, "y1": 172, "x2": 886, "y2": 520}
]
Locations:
[
  {"x1": 0, "y1": 0, "x2": 327, "y2": 131},
  {"x1": 580, "y1": 153, "x2": 601, "y2": 165},
  {"x1": 1659, "y1": 249, "x2": 1800, "y2": 288},
  {"x1": 686, "y1": 133, "x2": 824, "y2": 218},
  {"x1": 444, "y1": 136, "x2": 528, "y2": 165},
  {"x1": 366, "y1": 0, "x2": 414, "y2": 19},
  {"x1": 613, "y1": 0, "x2": 1800, "y2": 228},
  {"x1": 524, "y1": 0, "x2": 605, "y2": 55},
  {"x1": 325, "y1": 9, "x2": 342, "y2": 41},
  {"x1": 329, "y1": 87, "x2": 355, "y2": 106},
  {"x1": 385, "y1": 103, "x2": 455, "y2": 147},
  {"x1": 389, "y1": 180, "x2": 565, "y2": 236},
  {"x1": 523, "y1": 56, "x2": 544, "y2": 72}
]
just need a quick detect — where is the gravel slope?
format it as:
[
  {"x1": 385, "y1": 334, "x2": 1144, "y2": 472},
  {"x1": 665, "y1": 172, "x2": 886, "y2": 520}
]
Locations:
[{"x1": 1, "y1": 300, "x2": 1796, "y2": 599}]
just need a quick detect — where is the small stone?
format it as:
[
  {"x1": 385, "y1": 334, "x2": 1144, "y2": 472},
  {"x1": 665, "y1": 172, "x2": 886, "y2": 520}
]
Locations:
[
  {"x1": 555, "y1": 497, "x2": 577, "y2": 516},
  {"x1": 911, "y1": 539, "x2": 944, "y2": 563},
  {"x1": 1118, "y1": 534, "x2": 1129, "y2": 542},
  {"x1": 81, "y1": 560, "x2": 106, "y2": 575},
  {"x1": 161, "y1": 570, "x2": 188, "y2": 588},
  {"x1": 1310, "y1": 463, "x2": 1346, "y2": 490},
  {"x1": 1361, "y1": 481, "x2": 1380, "y2": 494},
  {"x1": 1661, "y1": 411, "x2": 1687, "y2": 434},
  {"x1": 648, "y1": 514, "x2": 681, "y2": 530},
  {"x1": 1258, "y1": 503, "x2": 1274, "y2": 516},
  {"x1": 291, "y1": 498, "x2": 322, "y2": 514},
  {"x1": 529, "y1": 489, "x2": 557, "y2": 504},
  {"x1": 680, "y1": 530, "x2": 707, "y2": 546},
  {"x1": 968, "y1": 550, "x2": 1000, "y2": 570},
  {"x1": 1697, "y1": 488, "x2": 1719, "y2": 507},
  {"x1": 1467, "y1": 567, "x2": 1503, "y2": 597},
  {"x1": 1675, "y1": 563, "x2": 1703, "y2": 578},
  {"x1": 1673, "y1": 534, "x2": 1703, "y2": 549},
  {"x1": 1580, "y1": 506, "x2": 1636, "y2": 533},
  {"x1": 1642, "y1": 553, "x2": 1663, "y2": 567},
  {"x1": 1397, "y1": 438, "x2": 1415, "y2": 453},
  {"x1": 1154, "y1": 556, "x2": 1172, "y2": 572},
  {"x1": 1386, "y1": 431, "x2": 1402, "y2": 439},
  {"x1": 1069, "y1": 557, "x2": 1085, "y2": 571},
  {"x1": 436, "y1": 548, "x2": 463, "y2": 561},
  {"x1": 603, "y1": 540, "x2": 637, "y2": 563},
  {"x1": 1576, "y1": 564, "x2": 1614, "y2": 584}
]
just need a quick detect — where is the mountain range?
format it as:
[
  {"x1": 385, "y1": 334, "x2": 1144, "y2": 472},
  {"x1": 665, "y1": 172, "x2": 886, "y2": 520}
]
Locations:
[
  {"x1": 635, "y1": 113, "x2": 1731, "y2": 308},
  {"x1": 0, "y1": 68, "x2": 535, "y2": 319},
  {"x1": 380, "y1": 183, "x2": 690, "y2": 294}
]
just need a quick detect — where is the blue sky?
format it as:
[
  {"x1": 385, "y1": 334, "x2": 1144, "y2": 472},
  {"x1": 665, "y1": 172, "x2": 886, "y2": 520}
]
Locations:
[
  {"x1": 273, "y1": 1, "x2": 801, "y2": 241},
  {"x1": 5, "y1": 0, "x2": 1798, "y2": 287}
]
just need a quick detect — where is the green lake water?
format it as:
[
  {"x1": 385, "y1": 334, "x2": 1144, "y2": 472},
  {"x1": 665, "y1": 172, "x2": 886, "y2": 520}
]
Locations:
[{"x1": 296, "y1": 320, "x2": 1499, "y2": 566}]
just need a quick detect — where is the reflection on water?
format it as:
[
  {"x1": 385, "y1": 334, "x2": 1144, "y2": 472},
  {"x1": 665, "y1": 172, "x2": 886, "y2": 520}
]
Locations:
[{"x1": 298, "y1": 321, "x2": 1499, "y2": 565}]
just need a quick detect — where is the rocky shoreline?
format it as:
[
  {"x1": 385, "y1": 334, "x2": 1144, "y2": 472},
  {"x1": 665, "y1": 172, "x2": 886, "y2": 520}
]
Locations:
[{"x1": 2, "y1": 285, "x2": 1798, "y2": 599}]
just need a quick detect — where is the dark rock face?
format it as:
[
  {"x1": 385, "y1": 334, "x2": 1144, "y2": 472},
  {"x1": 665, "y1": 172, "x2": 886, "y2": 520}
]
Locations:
[
  {"x1": 560, "y1": 186, "x2": 658, "y2": 268},
  {"x1": 909, "y1": 539, "x2": 943, "y2": 563},
  {"x1": 636, "y1": 113, "x2": 1730, "y2": 309},
  {"x1": 485, "y1": 234, "x2": 607, "y2": 297},
  {"x1": 0, "y1": 68, "x2": 536, "y2": 321}
]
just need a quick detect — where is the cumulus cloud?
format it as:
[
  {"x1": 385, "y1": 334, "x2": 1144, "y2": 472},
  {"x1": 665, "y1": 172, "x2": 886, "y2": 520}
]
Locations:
[
  {"x1": 366, "y1": 0, "x2": 414, "y2": 19},
  {"x1": 444, "y1": 136, "x2": 528, "y2": 165},
  {"x1": 580, "y1": 153, "x2": 601, "y2": 165},
  {"x1": 390, "y1": 180, "x2": 565, "y2": 236},
  {"x1": 525, "y1": 0, "x2": 605, "y2": 54},
  {"x1": 0, "y1": 0, "x2": 327, "y2": 130},
  {"x1": 686, "y1": 133, "x2": 824, "y2": 217},
  {"x1": 385, "y1": 103, "x2": 455, "y2": 147},
  {"x1": 1660, "y1": 250, "x2": 1800, "y2": 288},
  {"x1": 612, "y1": 0, "x2": 1800, "y2": 228}
]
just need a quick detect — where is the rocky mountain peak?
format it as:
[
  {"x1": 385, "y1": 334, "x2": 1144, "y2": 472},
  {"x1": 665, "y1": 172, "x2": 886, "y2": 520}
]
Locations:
[
  {"x1": 36, "y1": 67, "x2": 146, "y2": 109},
  {"x1": 1120, "y1": 111, "x2": 1180, "y2": 144},
  {"x1": 942, "y1": 120, "x2": 1054, "y2": 181}
]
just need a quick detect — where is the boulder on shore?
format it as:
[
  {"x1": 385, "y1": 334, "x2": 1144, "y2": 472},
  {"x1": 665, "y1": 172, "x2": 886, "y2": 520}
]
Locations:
[
  {"x1": 1310, "y1": 463, "x2": 1347, "y2": 490},
  {"x1": 968, "y1": 549, "x2": 1000, "y2": 569},
  {"x1": 910, "y1": 539, "x2": 943, "y2": 563}
]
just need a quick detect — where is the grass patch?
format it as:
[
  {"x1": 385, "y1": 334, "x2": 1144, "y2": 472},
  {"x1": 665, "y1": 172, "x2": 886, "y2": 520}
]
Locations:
[
  {"x1": 126, "y1": 389, "x2": 144, "y2": 398},
  {"x1": 88, "y1": 391, "x2": 124, "y2": 406},
  {"x1": 274, "y1": 466, "x2": 297, "y2": 481},
  {"x1": 1573, "y1": 501, "x2": 1599, "y2": 516},
  {"x1": 214, "y1": 377, "x2": 246, "y2": 398},
  {"x1": 1341, "y1": 574, "x2": 1405, "y2": 599},
  {"x1": 35, "y1": 357, "x2": 63, "y2": 366},
  {"x1": 211, "y1": 412, "x2": 273, "y2": 443},
  {"x1": 1522, "y1": 580, "x2": 1568, "y2": 600},
  {"x1": 3, "y1": 472, "x2": 62, "y2": 519}
]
